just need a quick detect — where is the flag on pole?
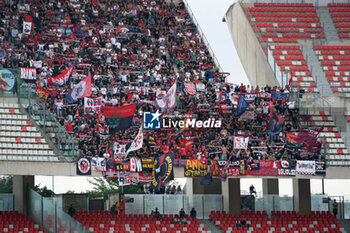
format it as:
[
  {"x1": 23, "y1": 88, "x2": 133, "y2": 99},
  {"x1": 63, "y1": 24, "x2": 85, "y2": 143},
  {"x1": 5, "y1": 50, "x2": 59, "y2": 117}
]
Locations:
[
  {"x1": 236, "y1": 95, "x2": 249, "y2": 117},
  {"x1": 66, "y1": 74, "x2": 92, "y2": 104},
  {"x1": 153, "y1": 81, "x2": 177, "y2": 112},
  {"x1": 126, "y1": 126, "x2": 143, "y2": 155},
  {"x1": 48, "y1": 65, "x2": 73, "y2": 87},
  {"x1": 269, "y1": 103, "x2": 285, "y2": 136}
]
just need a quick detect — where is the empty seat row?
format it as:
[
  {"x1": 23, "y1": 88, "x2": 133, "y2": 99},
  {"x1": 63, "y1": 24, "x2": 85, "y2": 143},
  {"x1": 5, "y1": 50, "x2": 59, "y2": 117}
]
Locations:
[
  {"x1": 0, "y1": 137, "x2": 45, "y2": 143},
  {"x1": 254, "y1": 3, "x2": 314, "y2": 7},
  {"x1": 0, "y1": 155, "x2": 59, "y2": 161}
]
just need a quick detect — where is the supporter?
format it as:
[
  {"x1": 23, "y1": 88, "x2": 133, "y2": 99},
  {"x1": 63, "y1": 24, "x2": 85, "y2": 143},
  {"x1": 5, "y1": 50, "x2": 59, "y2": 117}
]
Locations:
[
  {"x1": 0, "y1": 0, "x2": 324, "y2": 172},
  {"x1": 249, "y1": 184, "x2": 257, "y2": 196},
  {"x1": 179, "y1": 208, "x2": 186, "y2": 218},
  {"x1": 68, "y1": 204, "x2": 76, "y2": 216},
  {"x1": 190, "y1": 208, "x2": 197, "y2": 218}
]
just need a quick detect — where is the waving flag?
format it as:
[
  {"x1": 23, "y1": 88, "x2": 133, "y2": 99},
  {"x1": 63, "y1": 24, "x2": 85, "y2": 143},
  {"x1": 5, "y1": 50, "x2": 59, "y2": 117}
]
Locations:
[
  {"x1": 236, "y1": 95, "x2": 249, "y2": 117},
  {"x1": 66, "y1": 74, "x2": 92, "y2": 104},
  {"x1": 153, "y1": 81, "x2": 177, "y2": 112},
  {"x1": 152, "y1": 153, "x2": 175, "y2": 190},
  {"x1": 269, "y1": 103, "x2": 285, "y2": 136},
  {"x1": 185, "y1": 82, "x2": 196, "y2": 96},
  {"x1": 295, "y1": 127, "x2": 323, "y2": 152},
  {"x1": 126, "y1": 126, "x2": 143, "y2": 155},
  {"x1": 48, "y1": 66, "x2": 73, "y2": 87},
  {"x1": 103, "y1": 103, "x2": 136, "y2": 133}
]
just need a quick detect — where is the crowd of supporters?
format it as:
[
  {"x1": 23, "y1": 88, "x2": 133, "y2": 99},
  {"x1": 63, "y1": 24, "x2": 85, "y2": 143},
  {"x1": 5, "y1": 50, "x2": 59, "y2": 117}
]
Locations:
[{"x1": 0, "y1": 0, "x2": 324, "y2": 165}]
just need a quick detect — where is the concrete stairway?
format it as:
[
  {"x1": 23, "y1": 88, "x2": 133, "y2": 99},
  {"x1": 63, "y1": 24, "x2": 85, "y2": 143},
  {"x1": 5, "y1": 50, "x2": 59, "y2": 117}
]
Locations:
[
  {"x1": 338, "y1": 219, "x2": 350, "y2": 233},
  {"x1": 316, "y1": 8, "x2": 339, "y2": 41},
  {"x1": 200, "y1": 219, "x2": 224, "y2": 233},
  {"x1": 301, "y1": 43, "x2": 333, "y2": 97}
]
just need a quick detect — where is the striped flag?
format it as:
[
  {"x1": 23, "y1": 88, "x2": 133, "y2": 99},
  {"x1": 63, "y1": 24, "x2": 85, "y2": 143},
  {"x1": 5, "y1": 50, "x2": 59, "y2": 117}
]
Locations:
[{"x1": 185, "y1": 82, "x2": 196, "y2": 96}]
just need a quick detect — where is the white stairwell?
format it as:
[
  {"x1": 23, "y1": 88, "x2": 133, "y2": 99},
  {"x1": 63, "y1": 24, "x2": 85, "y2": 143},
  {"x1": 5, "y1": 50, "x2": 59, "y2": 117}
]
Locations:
[
  {"x1": 0, "y1": 98, "x2": 60, "y2": 162},
  {"x1": 301, "y1": 43, "x2": 333, "y2": 97},
  {"x1": 316, "y1": 8, "x2": 340, "y2": 41}
]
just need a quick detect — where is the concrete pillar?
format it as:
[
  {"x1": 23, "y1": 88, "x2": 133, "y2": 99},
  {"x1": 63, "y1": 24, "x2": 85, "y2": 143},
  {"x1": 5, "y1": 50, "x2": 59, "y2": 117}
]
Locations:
[
  {"x1": 222, "y1": 178, "x2": 241, "y2": 214},
  {"x1": 293, "y1": 179, "x2": 311, "y2": 215},
  {"x1": 262, "y1": 178, "x2": 279, "y2": 195},
  {"x1": 192, "y1": 177, "x2": 222, "y2": 194},
  {"x1": 13, "y1": 175, "x2": 34, "y2": 214}
]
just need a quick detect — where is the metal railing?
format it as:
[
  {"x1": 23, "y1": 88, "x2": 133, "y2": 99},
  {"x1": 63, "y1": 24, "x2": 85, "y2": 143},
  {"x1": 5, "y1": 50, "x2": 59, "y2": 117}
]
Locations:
[
  {"x1": 245, "y1": 0, "x2": 350, "y2": 7},
  {"x1": 15, "y1": 73, "x2": 79, "y2": 162}
]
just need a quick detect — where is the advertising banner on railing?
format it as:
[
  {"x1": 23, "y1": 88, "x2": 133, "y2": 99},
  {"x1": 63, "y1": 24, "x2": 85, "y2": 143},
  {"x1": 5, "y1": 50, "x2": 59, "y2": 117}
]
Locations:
[
  {"x1": 184, "y1": 159, "x2": 208, "y2": 177},
  {"x1": 84, "y1": 97, "x2": 102, "y2": 113},
  {"x1": 91, "y1": 157, "x2": 106, "y2": 171},
  {"x1": 141, "y1": 158, "x2": 154, "y2": 172},
  {"x1": 20, "y1": 68, "x2": 36, "y2": 83},
  {"x1": 0, "y1": 69, "x2": 15, "y2": 92},
  {"x1": 245, "y1": 160, "x2": 280, "y2": 176},
  {"x1": 296, "y1": 160, "x2": 316, "y2": 175},
  {"x1": 278, "y1": 160, "x2": 296, "y2": 176},
  {"x1": 86, "y1": 158, "x2": 325, "y2": 178}
]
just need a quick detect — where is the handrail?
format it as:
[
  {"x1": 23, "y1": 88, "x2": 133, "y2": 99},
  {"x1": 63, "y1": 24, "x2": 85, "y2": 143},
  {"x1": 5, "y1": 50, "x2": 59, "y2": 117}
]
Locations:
[
  {"x1": 181, "y1": 0, "x2": 223, "y2": 72},
  {"x1": 16, "y1": 73, "x2": 78, "y2": 162}
]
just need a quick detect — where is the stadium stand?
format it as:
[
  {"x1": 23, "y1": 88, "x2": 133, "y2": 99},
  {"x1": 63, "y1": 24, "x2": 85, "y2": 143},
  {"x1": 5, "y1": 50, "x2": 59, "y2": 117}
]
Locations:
[
  {"x1": 0, "y1": 102, "x2": 58, "y2": 162},
  {"x1": 73, "y1": 211, "x2": 207, "y2": 233},
  {"x1": 314, "y1": 45, "x2": 350, "y2": 96},
  {"x1": 328, "y1": 3, "x2": 350, "y2": 39},
  {"x1": 270, "y1": 45, "x2": 318, "y2": 93},
  {"x1": 0, "y1": 0, "x2": 329, "y2": 167},
  {"x1": 209, "y1": 210, "x2": 345, "y2": 233},
  {"x1": 245, "y1": 3, "x2": 325, "y2": 44},
  {"x1": 0, "y1": 211, "x2": 47, "y2": 233}
]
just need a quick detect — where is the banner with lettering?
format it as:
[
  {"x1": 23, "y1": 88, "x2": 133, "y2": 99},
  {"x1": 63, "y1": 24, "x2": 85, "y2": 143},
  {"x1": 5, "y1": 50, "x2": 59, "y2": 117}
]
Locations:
[
  {"x1": 20, "y1": 68, "x2": 37, "y2": 83},
  {"x1": 184, "y1": 159, "x2": 208, "y2": 177},
  {"x1": 141, "y1": 158, "x2": 154, "y2": 172},
  {"x1": 84, "y1": 97, "x2": 102, "y2": 113}
]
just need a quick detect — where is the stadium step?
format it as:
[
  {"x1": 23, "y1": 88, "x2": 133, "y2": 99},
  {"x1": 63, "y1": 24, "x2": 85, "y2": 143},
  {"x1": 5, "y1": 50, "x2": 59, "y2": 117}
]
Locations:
[
  {"x1": 200, "y1": 219, "x2": 224, "y2": 233},
  {"x1": 316, "y1": 8, "x2": 340, "y2": 41},
  {"x1": 300, "y1": 42, "x2": 333, "y2": 96}
]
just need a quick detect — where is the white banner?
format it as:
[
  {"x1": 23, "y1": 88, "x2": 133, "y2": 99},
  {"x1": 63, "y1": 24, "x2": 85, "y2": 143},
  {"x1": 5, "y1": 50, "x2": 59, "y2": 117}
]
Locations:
[
  {"x1": 296, "y1": 161, "x2": 315, "y2": 175},
  {"x1": 126, "y1": 126, "x2": 143, "y2": 155},
  {"x1": 91, "y1": 157, "x2": 106, "y2": 171},
  {"x1": 30, "y1": 60, "x2": 42, "y2": 68},
  {"x1": 84, "y1": 96, "x2": 102, "y2": 113},
  {"x1": 23, "y1": 21, "x2": 32, "y2": 34},
  {"x1": 234, "y1": 137, "x2": 249, "y2": 149},
  {"x1": 20, "y1": 68, "x2": 36, "y2": 82}
]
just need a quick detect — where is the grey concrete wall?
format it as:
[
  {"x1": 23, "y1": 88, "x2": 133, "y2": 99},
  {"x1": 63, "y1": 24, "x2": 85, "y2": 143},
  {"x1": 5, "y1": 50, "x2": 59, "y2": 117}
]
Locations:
[
  {"x1": 13, "y1": 175, "x2": 34, "y2": 214},
  {"x1": 225, "y1": 3, "x2": 278, "y2": 87},
  {"x1": 293, "y1": 179, "x2": 311, "y2": 215},
  {"x1": 192, "y1": 177, "x2": 222, "y2": 194},
  {"x1": 262, "y1": 178, "x2": 279, "y2": 195}
]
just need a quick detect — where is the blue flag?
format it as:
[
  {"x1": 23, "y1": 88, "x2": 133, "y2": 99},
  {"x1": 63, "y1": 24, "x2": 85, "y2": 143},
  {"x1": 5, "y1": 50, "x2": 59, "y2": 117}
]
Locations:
[
  {"x1": 152, "y1": 153, "x2": 175, "y2": 190},
  {"x1": 236, "y1": 95, "x2": 249, "y2": 117},
  {"x1": 269, "y1": 103, "x2": 285, "y2": 136}
]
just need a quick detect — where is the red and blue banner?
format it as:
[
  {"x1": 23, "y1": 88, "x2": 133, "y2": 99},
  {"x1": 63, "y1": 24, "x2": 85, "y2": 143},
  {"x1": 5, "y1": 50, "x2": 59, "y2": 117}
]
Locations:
[
  {"x1": 103, "y1": 103, "x2": 136, "y2": 133},
  {"x1": 48, "y1": 65, "x2": 73, "y2": 87}
]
